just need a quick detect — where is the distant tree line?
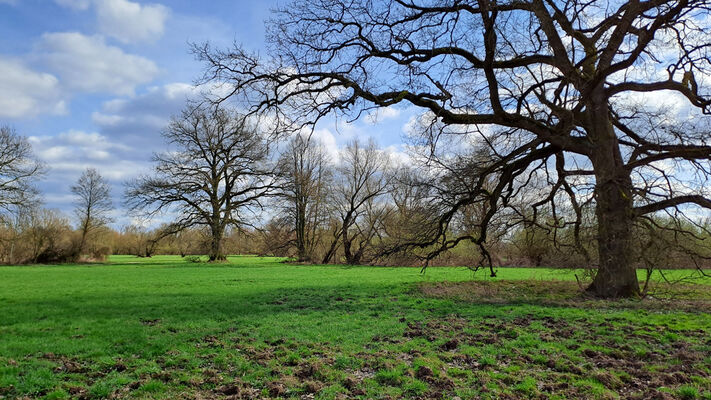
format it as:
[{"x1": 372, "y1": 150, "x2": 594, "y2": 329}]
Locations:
[{"x1": 1, "y1": 112, "x2": 709, "y2": 279}]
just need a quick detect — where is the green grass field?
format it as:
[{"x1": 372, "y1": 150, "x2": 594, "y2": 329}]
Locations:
[{"x1": 1, "y1": 256, "x2": 710, "y2": 399}]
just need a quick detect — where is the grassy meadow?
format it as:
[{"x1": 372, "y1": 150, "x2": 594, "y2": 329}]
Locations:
[{"x1": 1, "y1": 256, "x2": 710, "y2": 399}]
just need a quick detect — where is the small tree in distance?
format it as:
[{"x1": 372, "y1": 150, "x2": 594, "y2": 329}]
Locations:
[
  {"x1": 72, "y1": 168, "x2": 113, "y2": 258},
  {"x1": 125, "y1": 104, "x2": 277, "y2": 262}
]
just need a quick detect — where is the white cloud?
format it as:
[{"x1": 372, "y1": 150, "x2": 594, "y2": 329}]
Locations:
[
  {"x1": 29, "y1": 130, "x2": 144, "y2": 190},
  {"x1": 0, "y1": 57, "x2": 67, "y2": 118},
  {"x1": 53, "y1": 0, "x2": 169, "y2": 43},
  {"x1": 383, "y1": 145, "x2": 411, "y2": 167},
  {"x1": 38, "y1": 32, "x2": 159, "y2": 95},
  {"x1": 0, "y1": 0, "x2": 18, "y2": 5},
  {"x1": 29, "y1": 130, "x2": 132, "y2": 162},
  {"x1": 308, "y1": 128, "x2": 340, "y2": 162},
  {"x1": 96, "y1": 0, "x2": 169, "y2": 43},
  {"x1": 365, "y1": 106, "x2": 401, "y2": 124},
  {"x1": 28, "y1": 130, "x2": 151, "y2": 226}
]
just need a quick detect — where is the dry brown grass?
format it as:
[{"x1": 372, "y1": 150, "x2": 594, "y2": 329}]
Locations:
[{"x1": 418, "y1": 280, "x2": 711, "y2": 312}]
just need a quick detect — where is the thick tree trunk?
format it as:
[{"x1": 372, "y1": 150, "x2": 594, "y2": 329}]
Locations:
[
  {"x1": 588, "y1": 175, "x2": 640, "y2": 297},
  {"x1": 343, "y1": 239, "x2": 354, "y2": 264},
  {"x1": 343, "y1": 228, "x2": 355, "y2": 264},
  {"x1": 586, "y1": 98, "x2": 640, "y2": 298},
  {"x1": 78, "y1": 219, "x2": 90, "y2": 257},
  {"x1": 208, "y1": 225, "x2": 225, "y2": 262}
]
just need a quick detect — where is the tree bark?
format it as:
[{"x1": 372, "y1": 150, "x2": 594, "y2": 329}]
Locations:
[
  {"x1": 209, "y1": 224, "x2": 225, "y2": 262},
  {"x1": 295, "y1": 200, "x2": 307, "y2": 261},
  {"x1": 342, "y1": 216, "x2": 356, "y2": 264},
  {"x1": 343, "y1": 235, "x2": 354, "y2": 264},
  {"x1": 588, "y1": 174, "x2": 640, "y2": 297},
  {"x1": 586, "y1": 99, "x2": 640, "y2": 298},
  {"x1": 322, "y1": 234, "x2": 339, "y2": 264}
]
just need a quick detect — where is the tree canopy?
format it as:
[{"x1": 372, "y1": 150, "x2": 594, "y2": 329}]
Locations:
[{"x1": 125, "y1": 105, "x2": 277, "y2": 261}]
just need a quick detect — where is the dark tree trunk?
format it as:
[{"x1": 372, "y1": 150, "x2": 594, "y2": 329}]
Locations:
[
  {"x1": 351, "y1": 245, "x2": 364, "y2": 265},
  {"x1": 588, "y1": 174, "x2": 640, "y2": 297},
  {"x1": 343, "y1": 236, "x2": 354, "y2": 264},
  {"x1": 295, "y1": 201, "x2": 307, "y2": 261},
  {"x1": 342, "y1": 220, "x2": 356, "y2": 264},
  {"x1": 78, "y1": 217, "x2": 90, "y2": 257},
  {"x1": 586, "y1": 98, "x2": 640, "y2": 298},
  {"x1": 209, "y1": 225, "x2": 225, "y2": 262},
  {"x1": 322, "y1": 234, "x2": 339, "y2": 264}
]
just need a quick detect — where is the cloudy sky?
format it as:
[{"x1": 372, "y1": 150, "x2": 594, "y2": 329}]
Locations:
[{"x1": 0, "y1": 0, "x2": 413, "y2": 227}]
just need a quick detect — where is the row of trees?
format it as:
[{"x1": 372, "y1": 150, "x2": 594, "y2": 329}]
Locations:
[
  {"x1": 2, "y1": 100, "x2": 710, "y2": 277},
  {"x1": 121, "y1": 104, "x2": 396, "y2": 264}
]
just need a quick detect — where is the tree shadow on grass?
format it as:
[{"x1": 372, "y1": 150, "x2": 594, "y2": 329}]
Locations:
[
  {"x1": 4, "y1": 278, "x2": 711, "y2": 332},
  {"x1": 1, "y1": 281, "x2": 449, "y2": 326}
]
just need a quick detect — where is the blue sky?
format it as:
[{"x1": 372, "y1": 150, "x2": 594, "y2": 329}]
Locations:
[{"x1": 0, "y1": 0, "x2": 412, "y2": 226}]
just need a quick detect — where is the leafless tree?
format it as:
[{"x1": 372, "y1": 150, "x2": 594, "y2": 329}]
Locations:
[
  {"x1": 125, "y1": 105, "x2": 276, "y2": 261},
  {"x1": 277, "y1": 135, "x2": 333, "y2": 261},
  {"x1": 322, "y1": 139, "x2": 392, "y2": 264},
  {"x1": 72, "y1": 168, "x2": 113, "y2": 257},
  {"x1": 0, "y1": 126, "x2": 45, "y2": 219},
  {"x1": 197, "y1": 0, "x2": 711, "y2": 297}
]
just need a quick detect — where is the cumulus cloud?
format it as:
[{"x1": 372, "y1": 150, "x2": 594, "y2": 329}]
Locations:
[
  {"x1": 92, "y1": 82, "x2": 201, "y2": 143},
  {"x1": 0, "y1": 57, "x2": 67, "y2": 118},
  {"x1": 365, "y1": 106, "x2": 401, "y2": 124},
  {"x1": 38, "y1": 32, "x2": 159, "y2": 95},
  {"x1": 89, "y1": 82, "x2": 211, "y2": 166},
  {"x1": 30, "y1": 130, "x2": 132, "y2": 165},
  {"x1": 306, "y1": 128, "x2": 340, "y2": 162},
  {"x1": 28, "y1": 130, "x2": 149, "y2": 217},
  {"x1": 96, "y1": 0, "x2": 169, "y2": 43},
  {"x1": 53, "y1": 0, "x2": 169, "y2": 43},
  {"x1": 383, "y1": 144, "x2": 412, "y2": 167}
]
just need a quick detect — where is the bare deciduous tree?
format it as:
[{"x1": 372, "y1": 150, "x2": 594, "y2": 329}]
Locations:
[
  {"x1": 277, "y1": 135, "x2": 332, "y2": 261},
  {"x1": 197, "y1": 0, "x2": 711, "y2": 297},
  {"x1": 125, "y1": 105, "x2": 276, "y2": 262},
  {"x1": 72, "y1": 168, "x2": 113, "y2": 257},
  {"x1": 0, "y1": 126, "x2": 44, "y2": 218},
  {"x1": 323, "y1": 139, "x2": 392, "y2": 265}
]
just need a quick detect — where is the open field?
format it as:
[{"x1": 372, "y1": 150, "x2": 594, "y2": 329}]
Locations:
[{"x1": 1, "y1": 256, "x2": 710, "y2": 399}]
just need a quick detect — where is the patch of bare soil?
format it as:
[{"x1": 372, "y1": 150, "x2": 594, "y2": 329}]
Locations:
[
  {"x1": 402, "y1": 312, "x2": 709, "y2": 399},
  {"x1": 418, "y1": 280, "x2": 711, "y2": 312}
]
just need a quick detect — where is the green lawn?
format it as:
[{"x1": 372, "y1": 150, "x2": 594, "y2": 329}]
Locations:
[{"x1": 1, "y1": 256, "x2": 710, "y2": 399}]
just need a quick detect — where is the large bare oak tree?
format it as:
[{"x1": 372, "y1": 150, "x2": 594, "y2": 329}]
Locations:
[
  {"x1": 197, "y1": 0, "x2": 711, "y2": 297},
  {"x1": 125, "y1": 105, "x2": 276, "y2": 261}
]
